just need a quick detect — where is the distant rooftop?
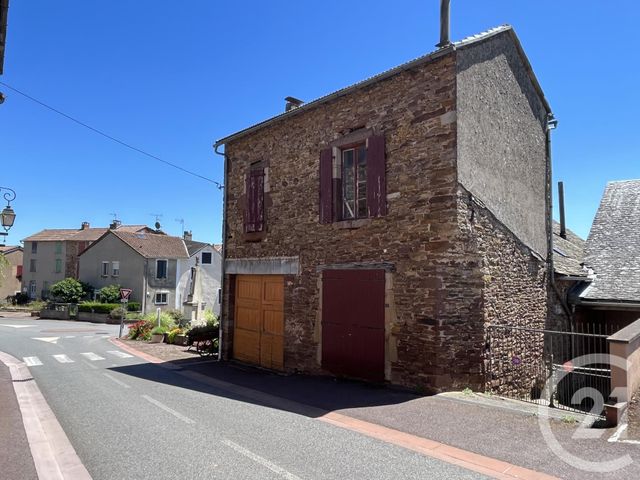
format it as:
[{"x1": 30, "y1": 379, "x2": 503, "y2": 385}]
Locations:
[
  {"x1": 581, "y1": 179, "x2": 640, "y2": 303},
  {"x1": 552, "y1": 221, "x2": 587, "y2": 278},
  {"x1": 111, "y1": 230, "x2": 189, "y2": 259},
  {"x1": 23, "y1": 224, "x2": 152, "y2": 242}
]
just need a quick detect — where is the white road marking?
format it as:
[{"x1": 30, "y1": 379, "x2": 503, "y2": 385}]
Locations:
[
  {"x1": 52, "y1": 354, "x2": 74, "y2": 364},
  {"x1": 83, "y1": 336, "x2": 92, "y2": 338},
  {"x1": 32, "y1": 337, "x2": 60, "y2": 344},
  {"x1": 65, "y1": 336, "x2": 76, "y2": 339},
  {"x1": 103, "y1": 373, "x2": 131, "y2": 389},
  {"x1": 1, "y1": 324, "x2": 36, "y2": 328},
  {"x1": 23, "y1": 356, "x2": 43, "y2": 367},
  {"x1": 142, "y1": 395, "x2": 195, "y2": 424},
  {"x1": 106, "y1": 350, "x2": 133, "y2": 359},
  {"x1": 101, "y1": 335, "x2": 111, "y2": 338},
  {"x1": 222, "y1": 439, "x2": 302, "y2": 480},
  {"x1": 80, "y1": 352, "x2": 105, "y2": 361}
]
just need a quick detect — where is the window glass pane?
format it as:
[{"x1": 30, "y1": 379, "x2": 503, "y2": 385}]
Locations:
[
  {"x1": 31, "y1": 242, "x2": 38, "y2": 254},
  {"x1": 342, "y1": 149, "x2": 355, "y2": 219},
  {"x1": 55, "y1": 242, "x2": 62, "y2": 254},
  {"x1": 357, "y1": 146, "x2": 367, "y2": 217},
  {"x1": 202, "y1": 252, "x2": 212, "y2": 264},
  {"x1": 102, "y1": 262, "x2": 109, "y2": 275},
  {"x1": 157, "y1": 260, "x2": 167, "y2": 279}
]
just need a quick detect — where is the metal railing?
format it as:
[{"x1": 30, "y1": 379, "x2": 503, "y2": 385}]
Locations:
[{"x1": 487, "y1": 323, "x2": 620, "y2": 418}]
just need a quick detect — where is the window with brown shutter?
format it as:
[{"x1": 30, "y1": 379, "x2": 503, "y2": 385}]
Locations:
[
  {"x1": 319, "y1": 133, "x2": 386, "y2": 223},
  {"x1": 245, "y1": 164, "x2": 265, "y2": 233}
]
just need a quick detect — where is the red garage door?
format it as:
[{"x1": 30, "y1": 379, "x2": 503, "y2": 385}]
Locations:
[{"x1": 321, "y1": 269, "x2": 385, "y2": 382}]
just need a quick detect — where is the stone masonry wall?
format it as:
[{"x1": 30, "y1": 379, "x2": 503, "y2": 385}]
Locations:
[
  {"x1": 223, "y1": 52, "x2": 485, "y2": 391},
  {"x1": 457, "y1": 187, "x2": 548, "y2": 396}
]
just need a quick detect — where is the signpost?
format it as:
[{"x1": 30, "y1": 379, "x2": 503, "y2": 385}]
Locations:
[{"x1": 119, "y1": 288, "x2": 132, "y2": 338}]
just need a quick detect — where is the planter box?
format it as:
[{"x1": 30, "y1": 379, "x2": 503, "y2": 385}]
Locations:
[
  {"x1": 174, "y1": 335, "x2": 188, "y2": 346},
  {"x1": 150, "y1": 333, "x2": 164, "y2": 344},
  {"x1": 77, "y1": 312, "x2": 111, "y2": 323},
  {"x1": 40, "y1": 308, "x2": 71, "y2": 320}
]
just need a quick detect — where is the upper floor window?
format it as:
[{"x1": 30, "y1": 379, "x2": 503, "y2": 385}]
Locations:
[
  {"x1": 101, "y1": 261, "x2": 109, "y2": 276},
  {"x1": 320, "y1": 133, "x2": 387, "y2": 223},
  {"x1": 112, "y1": 261, "x2": 120, "y2": 277},
  {"x1": 55, "y1": 258, "x2": 62, "y2": 274},
  {"x1": 31, "y1": 242, "x2": 38, "y2": 254},
  {"x1": 156, "y1": 259, "x2": 168, "y2": 279},
  {"x1": 201, "y1": 252, "x2": 212, "y2": 264},
  {"x1": 244, "y1": 162, "x2": 265, "y2": 233},
  {"x1": 55, "y1": 241, "x2": 62, "y2": 255}
]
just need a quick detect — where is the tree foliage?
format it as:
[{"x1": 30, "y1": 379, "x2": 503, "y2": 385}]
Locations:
[
  {"x1": 50, "y1": 278, "x2": 86, "y2": 303},
  {"x1": 0, "y1": 254, "x2": 8, "y2": 288}
]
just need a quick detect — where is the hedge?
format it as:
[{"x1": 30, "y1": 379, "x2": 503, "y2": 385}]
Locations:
[
  {"x1": 127, "y1": 302, "x2": 141, "y2": 312},
  {"x1": 78, "y1": 302, "x2": 120, "y2": 314}
]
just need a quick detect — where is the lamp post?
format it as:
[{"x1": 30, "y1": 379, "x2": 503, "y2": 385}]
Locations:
[{"x1": 0, "y1": 186, "x2": 16, "y2": 236}]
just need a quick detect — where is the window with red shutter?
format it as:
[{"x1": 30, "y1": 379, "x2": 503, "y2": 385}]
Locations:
[
  {"x1": 319, "y1": 133, "x2": 386, "y2": 223},
  {"x1": 245, "y1": 166, "x2": 265, "y2": 233}
]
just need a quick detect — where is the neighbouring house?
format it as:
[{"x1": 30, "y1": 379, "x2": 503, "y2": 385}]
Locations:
[
  {"x1": 177, "y1": 231, "x2": 222, "y2": 321},
  {"x1": 214, "y1": 24, "x2": 554, "y2": 391},
  {"x1": 21, "y1": 221, "x2": 154, "y2": 300},
  {"x1": 0, "y1": 245, "x2": 22, "y2": 300},
  {"x1": 77, "y1": 230, "x2": 190, "y2": 314},
  {"x1": 572, "y1": 180, "x2": 640, "y2": 329}
]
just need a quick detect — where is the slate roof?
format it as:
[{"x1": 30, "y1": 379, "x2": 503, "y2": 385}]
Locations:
[
  {"x1": 552, "y1": 221, "x2": 587, "y2": 278},
  {"x1": 581, "y1": 180, "x2": 640, "y2": 302},
  {"x1": 111, "y1": 231, "x2": 188, "y2": 259},
  {"x1": 215, "y1": 25, "x2": 549, "y2": 147},
  {"x1": 184, "y1": 240, "x2": 209, "y2": 257},
  {"x1": 23, "y1": 225, "x2": 150, "y2": 242}
]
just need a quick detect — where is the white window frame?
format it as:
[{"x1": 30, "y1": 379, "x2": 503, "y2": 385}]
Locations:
[
  {"x1": 101, "y1": 261, "x2": 109, "y2": 277},
  {"x1": 154, "y1": 292, "x2": 168, "y2": 305},
  {"x1": 156, "y1": 259, "x2": 168, "y2": 279},
  {"x1": 112, "y1": 261, "x2": 120, "y2": 277}
]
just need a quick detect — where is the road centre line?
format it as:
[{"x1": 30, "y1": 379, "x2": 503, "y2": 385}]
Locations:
[
  {"x1": 221, "y1": 439, "x2": 303, "y2": 480},
  {"x1": 141, "y1": 395, "x2": 195, "y2": 424},
  {"x1": 103, "y1": 373, "x2": 131, "y2": 389}
]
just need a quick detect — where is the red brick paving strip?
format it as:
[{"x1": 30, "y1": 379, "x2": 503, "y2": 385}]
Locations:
[{"x1": 115, "y1": 338, "x2": 560, "y2": 480}]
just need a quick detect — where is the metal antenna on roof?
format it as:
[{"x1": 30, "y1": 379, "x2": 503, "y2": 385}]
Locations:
[
  {"x1": 175, "y1": 218, "x2": 185, "y2": 236},
  {"x1": 149, "y1": 213, "x2": 163, "y2": 232},
  {"x1": 109, "y1": 213, "x2": 119, "y2": 221}
]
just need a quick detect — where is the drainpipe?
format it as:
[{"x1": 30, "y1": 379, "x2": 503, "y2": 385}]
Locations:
[{"x1": 214, "y1": 142, "x2": 227, "y2": 362}]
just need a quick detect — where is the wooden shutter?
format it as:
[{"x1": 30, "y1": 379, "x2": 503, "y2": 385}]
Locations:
[
  {"x1": 319, "y1": 148, "x2": 333, "y2": 224},
  {"x1": 367, "y1": 135, "x2": 387, "y2": 217},
  {"x1": 245, "y1": 168, "x2": 265, "y2": 232}
]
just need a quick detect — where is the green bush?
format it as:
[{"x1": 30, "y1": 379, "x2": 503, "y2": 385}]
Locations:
[
  {"x1": 166, "y1": 327, "x2": 184, "y2": 344},
  {"x1": 204, "y1": 309, "x2": 219, "y2": 327},
  {"x1": 27, "y1": 300, "x2": 47, "y2": 312},
  {"x1": 151, "y1": 325, "x2": 168, "y2": 335},
  {"x1": 98, "y1": 284, "x2": 122, "y2": 303},
  {"x1": 109, "y1": 306, "x2": 127, "y2": 319},
  {"x1": 78, "y1": 302, "x2": 120, "y2": 314},
  {"x1": 127, "y1": 302, "x2": 141, "y2": 312},
  {"x1": 142, "y1": 311, "x2": 176, "y2": 331},
  {"x1": 50, "y1": 278, "x2": 86, "y2": 303}
]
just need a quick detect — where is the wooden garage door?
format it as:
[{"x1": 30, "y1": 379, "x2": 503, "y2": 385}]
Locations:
[
  {"x1": 234, "y1": 275, "x2": 284, "y2": 370},
  {"x1": 322, "y1": 269, "x2": 385, "y2": 381}
]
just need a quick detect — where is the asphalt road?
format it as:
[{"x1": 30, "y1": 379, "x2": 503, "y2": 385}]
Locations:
[{"x1": 0, "y1": 316, "x2": 489, "y2": 480}]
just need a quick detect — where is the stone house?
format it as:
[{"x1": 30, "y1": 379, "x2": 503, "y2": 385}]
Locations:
[
  {"x1": 0, "y1": 245, "x2": 22, "y2": 300},
  {"x1": 177, "y1": 232, "x2": 222, "y2": 320},
  {"x1": 78, "y1": 230, "x2": 189, "y2": 314},
  {"x1": 21, "y1": 222, "x2": 152, "y2": 300},
  {"x1": 214, "y1": 25, "x2": 554, "y2": 391}
]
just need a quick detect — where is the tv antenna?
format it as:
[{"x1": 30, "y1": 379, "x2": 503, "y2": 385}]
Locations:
[
  {"x1": 175, "y1": 218, "x2": 185, "y2": 236},
  {"x1": 149, "y1": 213, "x2": 163, "y2": 231}
]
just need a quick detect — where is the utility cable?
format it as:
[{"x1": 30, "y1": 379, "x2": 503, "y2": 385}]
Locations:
[{"x1": 0, "y1": 80, "x2": 223, "y2": 189}]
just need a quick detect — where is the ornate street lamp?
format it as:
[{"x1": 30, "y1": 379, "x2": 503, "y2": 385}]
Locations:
[{"x1": 0, "y1": 186, "x2": 16, "y2": 232}]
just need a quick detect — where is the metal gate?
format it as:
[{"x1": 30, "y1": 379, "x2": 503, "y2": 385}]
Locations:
[{"x1": 487, "y1": 324, "x2": 617, "y2": 418}]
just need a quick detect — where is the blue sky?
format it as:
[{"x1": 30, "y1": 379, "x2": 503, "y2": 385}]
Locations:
[{"x1": 1, "y1": 1, "x2": 638, "y2": 245}]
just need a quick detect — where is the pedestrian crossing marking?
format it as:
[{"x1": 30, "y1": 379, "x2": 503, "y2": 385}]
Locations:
[
  {"x1": 23, "y1": 356, "x2": 43, "y2": 367},
  {"x1": 80, "y1": 352, "x2": 105, "y2": 361},
  {"x1": 52, "y1": 354, "x2": 74, "y2": 364},
  {"x1": 65, "y1": 336, "x2": 76, "y2": 339},
  {"x1": 1, "y1": 324, "x2": 37, "y2": 329},
  {"x1": 107, "y1": 350, "x2": 133, "y2": 359},
  {"x1": 32, "y1": 337, "x2": 60, "y2": 344}
]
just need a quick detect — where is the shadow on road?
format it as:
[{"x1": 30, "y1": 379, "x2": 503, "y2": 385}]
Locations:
[{"x1": 108, "y1": 358, "x2": 422, "y2": 418}]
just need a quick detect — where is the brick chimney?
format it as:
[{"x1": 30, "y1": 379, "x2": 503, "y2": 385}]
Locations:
[
  {"x1": 81, "y1": 222, "x2": 90, "y2": 230},
  {"x1": 183, "y1": 230, "x2": 192, "y2": 241}
]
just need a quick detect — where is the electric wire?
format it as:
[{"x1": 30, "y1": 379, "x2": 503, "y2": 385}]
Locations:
[{"x1": 0, "y1": 80, "x2": 223, "y2": 189}]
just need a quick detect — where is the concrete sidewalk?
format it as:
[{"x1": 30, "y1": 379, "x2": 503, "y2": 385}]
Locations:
[
  {"x1": 0, "y1": 363, "x2": 38, "y2": 480},
  {"x1": 115, "y1": 339, "x2": 640, "y2": 480}
]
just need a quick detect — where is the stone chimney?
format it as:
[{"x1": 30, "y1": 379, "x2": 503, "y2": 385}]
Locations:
[
  {"x1": 81, "y1": 221, "x2": 90, "y2": 230},
  {"x1": 183, "y1": 230, "x2": 193, "y2": 241},
  {"x1": 110, "y1": 220, "x2": 122, "y2": 230}
]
